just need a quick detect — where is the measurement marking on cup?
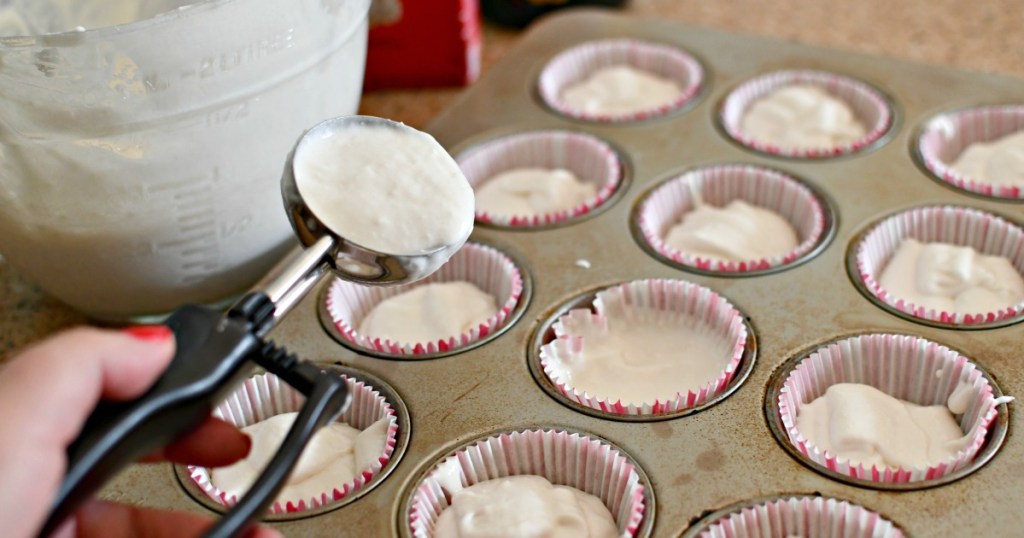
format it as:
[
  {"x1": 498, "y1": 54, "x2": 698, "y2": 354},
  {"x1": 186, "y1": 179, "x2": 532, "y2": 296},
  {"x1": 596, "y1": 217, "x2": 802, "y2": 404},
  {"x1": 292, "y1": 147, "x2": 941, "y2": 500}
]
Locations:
[{"x1": 148, "y1": 169, "x2": 222, "y2": 284}]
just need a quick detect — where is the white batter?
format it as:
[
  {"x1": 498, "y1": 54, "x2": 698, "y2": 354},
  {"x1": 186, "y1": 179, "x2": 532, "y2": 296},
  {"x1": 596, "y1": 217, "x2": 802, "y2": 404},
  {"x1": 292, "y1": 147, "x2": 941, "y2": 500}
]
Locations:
[
  {"x1": 740, "y1": 84, "x2": 867, "y2": 150},
  {"x1": 878, "y1": 239, "x2": 1024, "y2": 314},
  {"x1": 295, "y1": 123, "x2": 474, "y2": 255},
  {"x1": 560, "y1": 65, "x2": 683, "y2": 116},
  {"x1": 211, "y1": 413, "x2": 389, "y2": 504},
  {"x1": 433, "y1": 475, "x2": 618, "y2": 538},
  {"x1": 358, "y1": 281, "x2": 497, "y2": 344},
  {"x1": 796, "y1": 383, "x2": 966, "y2": 470},
  {"x1": 474, "y1": 168, "x2": 596, "y2": 218},
  {"x1": 950, "y1": 131, "x2": 1024, "y2": 186},
  {"x1": 548, "y1": 295, "x2": 734, "y2": 405},
  {"x1": 664, "y1": 199, "x2": 799, "y2": 262}
]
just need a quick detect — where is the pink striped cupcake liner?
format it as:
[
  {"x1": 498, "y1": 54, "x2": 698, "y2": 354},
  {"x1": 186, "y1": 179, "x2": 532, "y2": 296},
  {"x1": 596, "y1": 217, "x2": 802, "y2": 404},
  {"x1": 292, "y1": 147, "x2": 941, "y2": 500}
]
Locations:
[
  {"x1": 324, "y1": 242, "x2": 525, "y2": 357},
  {"x1": 457, "y1": 130, "x2": 623, "y2": 227},
  {"x1": 916, "y1": 105, "x2": 1024, "y2": 199},
  {"x1": 539, "y1": 279, "x2": 748, "y2": 417},
  {"x1": 685, "y1": 495, "x2": 905, "y2": 538},
  {"x1": 403, "y1": 428, "x2": 652, "y2": 537},
  {"x1": 719, "y1": 69, "x2": 894, "y2": 158},
  {"x1": 538, "y1": 38, "x2": 705, "y2": 122},
  {"x1": 634, "y1": 164, "x2": 831, "y2": 274},
  {"x1": 187, "y1": 371, "x2": 400, "y2": 515},
  {"x1": 852, "y1": 205, "x2": 1024, "y2": 327},
  {"x1": 774, "y1": 333, "x2": 1009, "y2": 485}
]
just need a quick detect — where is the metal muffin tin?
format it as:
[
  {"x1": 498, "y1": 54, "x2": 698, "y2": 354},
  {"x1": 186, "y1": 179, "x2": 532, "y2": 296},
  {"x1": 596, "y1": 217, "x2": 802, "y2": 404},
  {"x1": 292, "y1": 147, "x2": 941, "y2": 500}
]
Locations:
[{"x1": 103, "y1": 10, "x2": 1024, "y2": 536}]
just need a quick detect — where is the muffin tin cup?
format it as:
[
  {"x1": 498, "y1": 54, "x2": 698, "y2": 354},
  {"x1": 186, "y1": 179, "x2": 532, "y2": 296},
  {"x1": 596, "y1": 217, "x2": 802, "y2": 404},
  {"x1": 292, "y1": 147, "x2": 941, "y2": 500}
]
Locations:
[
  {"x1": 850, "y1": 205, "x2": 1024, "y2": 328},
  {"x1": 633, "y1": 164, "x2": 833, "y2": 275},
  {"x1": 323, "y1": 242, "x2": 527, "y2": 358},
  {"x1": 769, "y1": 333, "x2": 1008, "y2": 487},
  {"x1": 537, "y1": 38, "x2": 705, "y2": 123},
  {"x1": 915, "y1": 104, "x2": 1024, "y2": 199},
  {"x1": 719, "y1": 69, "x2": 894, "y2": 159},
  {"x1": 537, "y1": 279, "x2": 749, "y2": 418},
  {"x1": 400, "y1": 427, "x2": 653, "y2": 538},
  {"x1": 184, "y1": 369, "x2": 401, "y2": 516},
  {"x1": 458, "y1": 130, "x2": 624, "y2": 227},
  {"x1": 681, "y1": 495, "x2": 906, "y2": 538}
]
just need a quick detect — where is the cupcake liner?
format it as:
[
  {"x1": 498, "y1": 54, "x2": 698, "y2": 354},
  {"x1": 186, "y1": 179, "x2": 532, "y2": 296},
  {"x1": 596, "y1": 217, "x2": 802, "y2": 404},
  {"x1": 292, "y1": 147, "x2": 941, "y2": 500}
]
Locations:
[
  {"x1": 635, "y1": 164, "x2": 829, "y2": 274},
  {"x1": 458, "y1": 130, "x2": 623, "y2": 227},
  {"x1": 325, "y1": 242, "x2": 524, "y2": 356},
  {"x1": 853, "y1": 205, "x2": 1024, "y2": 326},
  {"x1": 691, "y1": 495, "x2": 904, "y2": 538},
  {"x1": 777, "y1": 333, "x2": 1004, "y2": 484},
  {"x1": 720, "y1": 69, "x2": 893, "y2": 158},
  {"x1": 539, "y1": 279, "x2": 748, "y2": 416},
  {"x1": 405, "y1": 428, "x2": 649, "y2": 538},
  {"x1": 188, "y1": 371, "x2": 400, "y2": 514},
  {"x1": 917, "y1": 105, "x2": 1024, "y2": 199},
  {"x1": 538, "y1": 38, "x2": 704, "y2": 123}
]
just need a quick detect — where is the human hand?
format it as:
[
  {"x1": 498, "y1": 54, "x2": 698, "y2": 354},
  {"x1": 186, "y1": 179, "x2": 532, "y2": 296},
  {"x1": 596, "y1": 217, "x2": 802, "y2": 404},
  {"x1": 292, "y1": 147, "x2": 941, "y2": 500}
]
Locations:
[{"x1": 0, "y1": 327, "x2": 281, "y2": 538}]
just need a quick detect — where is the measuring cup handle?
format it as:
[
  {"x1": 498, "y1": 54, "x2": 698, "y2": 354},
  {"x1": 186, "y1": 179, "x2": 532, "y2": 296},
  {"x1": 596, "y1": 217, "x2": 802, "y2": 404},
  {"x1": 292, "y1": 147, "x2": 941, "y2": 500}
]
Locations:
[
  {"x1": 202, "y1": 365, "x2": 350, "y2": 538},
  {"x1": 39, "y1": 305, "x2": 261, "y2": 537}
]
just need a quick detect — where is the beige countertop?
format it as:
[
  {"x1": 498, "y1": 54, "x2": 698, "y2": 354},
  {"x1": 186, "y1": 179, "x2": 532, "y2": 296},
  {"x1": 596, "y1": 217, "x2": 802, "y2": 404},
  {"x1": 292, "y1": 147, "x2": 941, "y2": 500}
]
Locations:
[{"x1": 2, "y1": 0, "x2": 1023, "y2": 357}]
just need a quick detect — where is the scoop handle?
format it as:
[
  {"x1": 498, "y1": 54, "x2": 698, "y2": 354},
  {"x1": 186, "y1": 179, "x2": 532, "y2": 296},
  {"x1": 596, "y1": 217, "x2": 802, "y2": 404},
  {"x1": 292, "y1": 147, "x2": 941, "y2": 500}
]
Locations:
[{"x1": 40, "y1": 304, "x2": 261, "y2": 537}]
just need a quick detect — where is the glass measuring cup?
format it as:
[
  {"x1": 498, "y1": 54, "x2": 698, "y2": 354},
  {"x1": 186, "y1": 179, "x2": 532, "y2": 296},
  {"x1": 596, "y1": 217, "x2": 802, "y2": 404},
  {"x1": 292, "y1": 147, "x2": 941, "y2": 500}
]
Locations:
[{"x1": 0, "y1": 0, "x2": 371, "y2": 321}]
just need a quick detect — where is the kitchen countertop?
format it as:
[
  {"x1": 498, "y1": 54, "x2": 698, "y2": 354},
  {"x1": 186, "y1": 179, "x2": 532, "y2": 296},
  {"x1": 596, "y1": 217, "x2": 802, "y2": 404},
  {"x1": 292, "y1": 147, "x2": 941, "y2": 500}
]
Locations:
[{"x1": 2, "y1": 0, "x2": 1023, "y2": 358}]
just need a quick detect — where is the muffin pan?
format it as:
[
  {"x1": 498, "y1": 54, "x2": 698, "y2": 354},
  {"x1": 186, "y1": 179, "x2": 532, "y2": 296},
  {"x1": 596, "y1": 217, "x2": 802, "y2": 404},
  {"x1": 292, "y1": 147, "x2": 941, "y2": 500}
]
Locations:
[{"x1": 104, "y1": 10, "x2": 1023, "y2": 536}]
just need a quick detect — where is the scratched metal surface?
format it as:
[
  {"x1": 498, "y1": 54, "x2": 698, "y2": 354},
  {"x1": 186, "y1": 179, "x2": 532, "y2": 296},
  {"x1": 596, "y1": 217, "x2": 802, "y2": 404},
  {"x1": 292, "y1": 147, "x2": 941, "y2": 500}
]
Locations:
[{"x1": 105, "y1": 10, "x2": 1024, "y2": 537}]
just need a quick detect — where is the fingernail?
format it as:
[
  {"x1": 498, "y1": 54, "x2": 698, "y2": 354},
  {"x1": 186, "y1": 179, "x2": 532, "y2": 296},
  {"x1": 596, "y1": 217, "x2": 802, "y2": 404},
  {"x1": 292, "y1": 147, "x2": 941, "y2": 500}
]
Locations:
[
  {"x1": 242, "y1": 433, "x2": 252, "y2": 456},
  {"x1": 121, "y1": 325, "x2": 173, "y2": 342}
]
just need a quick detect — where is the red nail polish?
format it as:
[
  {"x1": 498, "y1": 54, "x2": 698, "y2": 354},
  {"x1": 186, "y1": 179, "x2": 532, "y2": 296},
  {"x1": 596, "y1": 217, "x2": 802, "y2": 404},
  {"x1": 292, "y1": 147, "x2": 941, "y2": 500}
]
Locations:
[{"x1": 121, "y1": 325, "x2": 173, "y2": 342}]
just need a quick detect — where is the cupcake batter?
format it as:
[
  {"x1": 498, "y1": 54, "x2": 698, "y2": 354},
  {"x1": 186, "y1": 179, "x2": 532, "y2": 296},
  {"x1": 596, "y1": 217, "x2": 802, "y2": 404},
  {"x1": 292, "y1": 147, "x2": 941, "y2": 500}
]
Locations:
[
  {"x1": 358, "y1": 281, "x2": 498, "y2": 344},
  {"x1": 211, "y1": 413, "x2": 389, "y2": 504},
  {"x1": 796, "y1": 383, "x2": 966, "y2": 469},
  {"x1": 546, "y1": 292, "x2": 734, "y2": 406},
  {"x1": 950, "y1": 130, "x2": 1024, "y2": 186},
  {"x1": 877, "y1": 239, "x2": 1024, "y2": 314},
  {"x1": 664, "y1": 199, "x2": 799, "y2": 262},
  {"x1": 474, "y1": 168, "x2": 597, "y2": 218},
  {"x1": 294, "y1": 122, "x2": 474, "y2": 255},
  {"x1": 433, "y1": 475, "x2": 618, "y2": 538},
  {"x1": 740, "y1": 84, "x2": 867, "y2": 150},
  {"x1": 560, "y1": 65, "x2": 683, "y2": 116}
]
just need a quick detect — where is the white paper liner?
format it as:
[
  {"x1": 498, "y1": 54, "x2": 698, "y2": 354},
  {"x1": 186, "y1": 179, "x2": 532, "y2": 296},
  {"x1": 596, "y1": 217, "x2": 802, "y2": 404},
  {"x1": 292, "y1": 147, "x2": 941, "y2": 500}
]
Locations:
[
  {"x1": 188, "y1": 372, "x2": 400, "y2": 514},
  {"x1": 854, "y1": 205, "x2": 1024, "y2": 325},
  {"x1": 458, "y1": 130, "x2": 622, "y2": 227},
  {"x1": 636, "y1": 164, "x2": 827, "y2": 273},
  {"x1": 539, "y1": 279, "x2": 747, "y2": 416},
  {"x1": 917, "y1": 105, "x2": 1024, "y2": 199},
  {"x1": 325, "y1": 242, "x2": 524, "y2": 356},
  {"x1": 777, "y1": 333, "x2": 1003, "y2": 483},
  {"x1": 720, "y1": 69, "x2": 893, "y2": 158},
  {"x1": 406, "y1": 429, "x2": 648, "y2": 537},
  {"x1": 695, "y1": 496, "x2": 905, "y2": 538},
  {"x1": 537, "y1": 38, "x2": 704, "y2": 123}
]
